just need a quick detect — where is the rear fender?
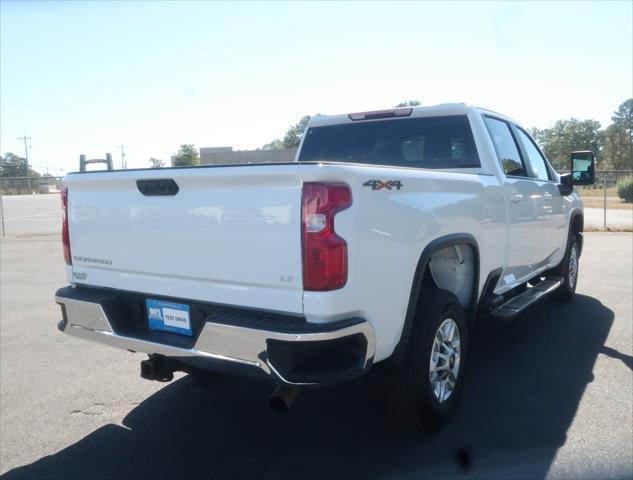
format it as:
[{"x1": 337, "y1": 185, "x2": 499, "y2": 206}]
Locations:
[{"x1": 388, "y1": 234, "x2": 480, "y2": 368}]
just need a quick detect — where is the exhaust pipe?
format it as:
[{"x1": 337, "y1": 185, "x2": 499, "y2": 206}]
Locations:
[
  {"x1": 269, "y1": 385, "x2": 300, "y2": 412},
  {"x1": 140, "y1": 355, "x2": 175, "y2": 382}
]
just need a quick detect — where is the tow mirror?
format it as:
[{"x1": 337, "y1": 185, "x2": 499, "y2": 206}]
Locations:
[{"x1": 570, "y1": 151, "x2": 596, "y2": 186}]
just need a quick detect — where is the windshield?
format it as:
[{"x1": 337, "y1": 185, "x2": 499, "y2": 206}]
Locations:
[{"x1": 298, "y1": 115, "x2": 480, "y2": 169}]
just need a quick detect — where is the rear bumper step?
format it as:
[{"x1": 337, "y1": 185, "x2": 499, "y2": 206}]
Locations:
[
  {"x1": 55, "y1": 286, "x2": 375, "y2": 386},
  {"x1": 491, "y1": 277, "x2": 562, "y2": 321}
]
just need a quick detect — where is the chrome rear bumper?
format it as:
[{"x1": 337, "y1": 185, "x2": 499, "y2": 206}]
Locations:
[{"x1": 55, "y1": 286, "x2": 375, "y2": 386}]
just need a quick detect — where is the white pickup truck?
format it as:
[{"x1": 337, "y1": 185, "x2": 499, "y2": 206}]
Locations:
[{"x1": 55, "y1": 104, "x2": 596, "y2": 429}]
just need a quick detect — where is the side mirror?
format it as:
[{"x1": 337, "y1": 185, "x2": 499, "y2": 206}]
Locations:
[{"x1": 570, "y1": 151, "x2": 596, "y2": 186}]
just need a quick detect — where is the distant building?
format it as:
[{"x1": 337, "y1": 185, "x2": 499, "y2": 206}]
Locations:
[
  {"x1": 199, "y1": 146, "x2": 234, "y2": 158},
  {"x1": 199, "y1": 147, "x2": 297, "y2": 165},
  {"x1": 170, "y1": 146, "x2": 298, "y2": 166}
]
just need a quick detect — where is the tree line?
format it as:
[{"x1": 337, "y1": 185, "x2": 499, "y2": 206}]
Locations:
[
  {"x1": 530, "y1": 98, "x2": 632, "y2": 171},
  {"x1": 0, "y1": 153, "x2": 41, "y2": 177}
]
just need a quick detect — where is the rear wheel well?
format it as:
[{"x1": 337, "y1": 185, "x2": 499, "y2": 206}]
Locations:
[
  {"x1": 426, "y1": 244, "x2": 476, "y2": 310},
  {"x1": 385, "y1": 236, "x2": 479, "y2": 371}
]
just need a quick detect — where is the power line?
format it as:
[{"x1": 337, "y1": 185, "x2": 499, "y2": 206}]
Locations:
[
  {"x1": 117, "y1": 145, "x2": 127, "y2": 170},
  {"x1": 17, "y1": 135, "x2": 32, "y2": 168},
  {"x1": 30, "y1": 164, "x2": 66, "y2": 175},
  {"x1": 31, "y1": 164, "x2": 66, "y2": 171}
]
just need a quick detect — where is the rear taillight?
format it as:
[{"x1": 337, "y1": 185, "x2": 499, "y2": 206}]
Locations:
[
  {"x1": 302, "y1": 183, "x2": 352, "y2": 291},
  {"x1": 61, "y1": 187, "x2": 71, "y2": 265}
]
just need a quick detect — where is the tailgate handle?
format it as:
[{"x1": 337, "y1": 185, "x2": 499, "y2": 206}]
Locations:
[{"x1": 136, "y1": 179, "x2": 179, "y2": 196}]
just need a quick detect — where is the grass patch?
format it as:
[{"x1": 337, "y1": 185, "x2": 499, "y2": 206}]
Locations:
[
  {"x1": 580, "y1": 197, "x2": 633, "y2": 210},
  {"x1": 577, "y1": 186, "x2": 619, "y2": 197},
  {"x1": 584, "y1": 226, "x2": 633, "y2": 232}
]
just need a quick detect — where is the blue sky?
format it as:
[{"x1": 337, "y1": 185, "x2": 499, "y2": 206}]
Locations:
[{"x1": 1, "y1": 1, "x2": 631, "y2": 174}]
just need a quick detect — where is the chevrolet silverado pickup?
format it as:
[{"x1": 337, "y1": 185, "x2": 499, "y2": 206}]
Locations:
[{"x1": 55, "y1": 104, "x2": 596, "y2": 429}]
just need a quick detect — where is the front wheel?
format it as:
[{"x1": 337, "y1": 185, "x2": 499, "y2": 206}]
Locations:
[
  {"x1": 388, "y1": 288, "x2": 468, "y2": 431},
  {"x1": 555, "y1": 238, "x2": 580, "y2": 300}
]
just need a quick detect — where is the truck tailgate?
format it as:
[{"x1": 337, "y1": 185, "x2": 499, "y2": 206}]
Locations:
[{"x1": 64, "y1": 164, "x2": 303, "y2": 314}]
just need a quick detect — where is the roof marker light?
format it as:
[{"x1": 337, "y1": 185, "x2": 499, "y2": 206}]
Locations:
[{"x1": 348, "y1": 108, "x2": 413, "y2": 121}]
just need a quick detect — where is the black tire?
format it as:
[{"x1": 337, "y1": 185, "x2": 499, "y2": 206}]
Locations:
[
  {"x1": 554, "y1": 237, "x2": 580, "y2": 301},
  {"x1": 388, "y1": 288, "x2": 468, "y2": 431}
]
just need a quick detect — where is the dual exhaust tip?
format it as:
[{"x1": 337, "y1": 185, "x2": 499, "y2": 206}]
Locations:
[{"x1": 140, "y1": 356, "x2": 300, "y2": 411}]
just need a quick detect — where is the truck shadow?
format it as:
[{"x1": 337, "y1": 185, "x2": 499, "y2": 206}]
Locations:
[{"x1": 2, "y1": 294, "x2": 614, "y2": 480}]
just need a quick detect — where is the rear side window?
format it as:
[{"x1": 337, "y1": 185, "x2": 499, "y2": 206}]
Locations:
[
  {"x1": 483, "y1": 116, "x2": 526, "y2": 177},
  {"x1": 298, "y1": 115, "x2": 480, "y2": 169}
]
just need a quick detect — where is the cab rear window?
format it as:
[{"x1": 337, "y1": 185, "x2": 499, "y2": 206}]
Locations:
[{"x1": 298, "y1": 115, "x2": 480, "y2": 169}]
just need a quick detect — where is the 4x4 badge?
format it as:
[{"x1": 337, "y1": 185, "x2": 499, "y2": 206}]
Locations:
[{"x1": 363, "y1": 180, "x2": 403, "y2": 190}]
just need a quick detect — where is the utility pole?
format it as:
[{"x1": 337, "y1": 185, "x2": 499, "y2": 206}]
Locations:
[
  {"x1": 17, "y1": 135, "x2": 32, "y2": 170},
  {"x1": 117, "y1": 145, "x2": 127, "y2": 170}
]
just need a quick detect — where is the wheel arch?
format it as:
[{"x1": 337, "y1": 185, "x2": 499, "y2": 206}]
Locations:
[
  {"x1": 388, "y1": 233, "x2": 480, "y2": 368},
  {"x1": 570, "y1": 211, "x2": 584, "y2": 256}
]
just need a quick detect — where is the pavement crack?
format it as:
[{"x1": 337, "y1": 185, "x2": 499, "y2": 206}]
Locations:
[
  {"x1": 69, "y1": 401, "x2": 141, "y2": 416},
  {"x1": 70, "y1": 409, "x2": 105, "y2": 416}
]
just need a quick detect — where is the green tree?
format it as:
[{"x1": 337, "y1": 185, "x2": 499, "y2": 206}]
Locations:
[
  {"x1": 603, "y1": 124, "x2": 632, "y2": 170},
  {"x1": 149, "y1": 157, "x2": 165, "y2": 168},
  {"x1": 532, "y1": 119, "x2": 603, "y2": 170},
  {"x1": 528, "y1": 127, "x2": 540, "y2": 140},
  {"x1": 173, "y1": 144, "x2": 200, "y2": 167},
  {"x1": 612, "y1": 98, "x2": 633, "y2": 135},
  {"x1": 262, "y1": 139, "x2": 284, "y2": 151},
  {"x1": 395, "y1": 100, "x2": 421, "y2": 107},
  {"x1": 602, "y1": 99, "x2": 632, "y2": 170},
  {"x1": 0, "y1": 153, "x2": 28, "y2": 177},
  {"x1": 263, "y1": 115, "x2": 311, "y2": 150},
  {"x1": 282, "y1": 115, "x2": 311, "y2": 148}
]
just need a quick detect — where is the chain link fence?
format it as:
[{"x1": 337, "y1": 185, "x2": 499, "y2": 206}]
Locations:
[
  {"x1": 572, "y1": 170, "x2": 633, "y2": 230},
  {"x1": 572, "y1": 170, "x2": 633, "y2": 194},
  {"x1": 0, "y1": 176, "x2": 64, "y2": 195}
]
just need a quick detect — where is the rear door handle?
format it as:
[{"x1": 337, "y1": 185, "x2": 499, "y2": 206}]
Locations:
[{"x1": 510, "y1": 194, "x2": 523, "y2": 203}]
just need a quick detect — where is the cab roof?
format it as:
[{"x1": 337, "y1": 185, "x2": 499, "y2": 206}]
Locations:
[{"x1": 308, "y1": 103, "x2": 520, "y2": 128}]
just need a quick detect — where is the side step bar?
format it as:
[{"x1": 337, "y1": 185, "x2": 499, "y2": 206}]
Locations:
[{"x1": 491, "y1": 277, "x2": 562, "y2": 321}]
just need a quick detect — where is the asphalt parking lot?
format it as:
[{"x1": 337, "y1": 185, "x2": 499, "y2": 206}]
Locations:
[
  {"x1": 0, "y1": 195, "x2": 62, "y2": 236},
  {"x1": 0, "y1": 232, "x2": 631, "y2": 479},
  {"x1": 584, "y1": 207, "x2": 633, "y2": 230}
]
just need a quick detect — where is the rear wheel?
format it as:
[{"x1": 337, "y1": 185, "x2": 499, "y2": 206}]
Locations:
[
  {"x1": 555, "y1": 238, "x2": 580, "y2": 300},
  {"x1": 388, "y1": 288, "x2": 468, "y2": 431}
]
